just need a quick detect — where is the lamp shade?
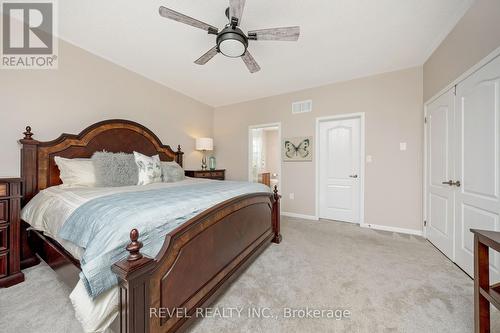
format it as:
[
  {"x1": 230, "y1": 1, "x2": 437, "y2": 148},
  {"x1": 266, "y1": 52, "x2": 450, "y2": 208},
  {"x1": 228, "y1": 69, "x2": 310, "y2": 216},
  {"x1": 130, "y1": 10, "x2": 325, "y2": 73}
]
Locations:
[{"x1": 195, "y1": 137, "x2": 213, "y2": 151}]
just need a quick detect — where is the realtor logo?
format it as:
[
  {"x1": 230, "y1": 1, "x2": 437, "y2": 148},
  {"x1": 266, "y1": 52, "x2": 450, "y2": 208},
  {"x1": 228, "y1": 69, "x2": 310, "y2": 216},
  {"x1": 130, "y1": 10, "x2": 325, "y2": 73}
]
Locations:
[{"x1": 1, "y1": 0, "x2": 58, "y2": 69}]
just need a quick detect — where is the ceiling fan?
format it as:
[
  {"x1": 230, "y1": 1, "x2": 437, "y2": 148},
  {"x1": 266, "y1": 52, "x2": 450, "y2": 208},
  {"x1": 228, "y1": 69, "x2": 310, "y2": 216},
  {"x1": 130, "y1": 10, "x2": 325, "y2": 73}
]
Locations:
[{"x1": 159, "y1": 0, "x2": 300, "y2": 73}]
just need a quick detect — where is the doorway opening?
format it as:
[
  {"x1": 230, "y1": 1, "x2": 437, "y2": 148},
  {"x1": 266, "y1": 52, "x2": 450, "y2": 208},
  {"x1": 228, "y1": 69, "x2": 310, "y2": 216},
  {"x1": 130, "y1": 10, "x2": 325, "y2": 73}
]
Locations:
[
  {"x1": 248, "y1": 123, "x2": 281, "y2": 189},
  {"x1": 316, "y1": 113, "x2": 365, "y2": 224}
]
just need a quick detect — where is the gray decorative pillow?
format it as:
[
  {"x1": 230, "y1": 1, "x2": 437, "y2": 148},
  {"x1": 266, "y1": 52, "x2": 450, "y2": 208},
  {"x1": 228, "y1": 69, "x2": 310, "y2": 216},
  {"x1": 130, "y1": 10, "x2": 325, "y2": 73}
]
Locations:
[
  {"x1": 161, "y1": 161, "x2": 185, "y2": 182},
  {"x1": 91, "y1": 151, "x2": 139, "y2": 187}
]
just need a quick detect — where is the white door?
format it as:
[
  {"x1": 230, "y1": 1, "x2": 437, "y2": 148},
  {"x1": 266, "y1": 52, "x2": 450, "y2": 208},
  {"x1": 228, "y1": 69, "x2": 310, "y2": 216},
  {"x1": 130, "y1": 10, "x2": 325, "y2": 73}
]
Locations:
[
  {"x1": 319, "y1": 118, "x2": 361, "y2": 223},
  {"x1": 454, "y1": 55, "x2": 500, "y2": 279},
  {"x1": 426, "y1": 89, "x2": 456, "y2": 260}
]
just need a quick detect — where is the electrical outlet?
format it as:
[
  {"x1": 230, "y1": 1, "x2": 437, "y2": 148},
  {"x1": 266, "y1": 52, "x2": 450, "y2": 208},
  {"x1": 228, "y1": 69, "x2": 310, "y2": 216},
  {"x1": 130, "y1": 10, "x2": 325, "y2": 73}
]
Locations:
[
  {"x1": 289, "y1": 193, "x2": 295, "y2": 200},
  {"x1": 400, "y1": 142, "x2": 407, "y2": 151},
  {"x1": 366, "y1": 155, "x2": 373, "y2": 163}
]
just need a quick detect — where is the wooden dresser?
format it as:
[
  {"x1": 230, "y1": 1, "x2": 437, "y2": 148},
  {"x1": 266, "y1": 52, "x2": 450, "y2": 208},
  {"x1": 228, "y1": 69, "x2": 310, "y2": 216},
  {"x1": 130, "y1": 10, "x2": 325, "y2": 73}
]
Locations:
[
  {"x1": 0, "y1": 178, "x2": 24, "y2": 287},
  {"x1": 185, "y1": 169, "x2": 225, "y2": 180},
  {"x1": 471, "y1": 229, "x2": 500, "y2": 332}
]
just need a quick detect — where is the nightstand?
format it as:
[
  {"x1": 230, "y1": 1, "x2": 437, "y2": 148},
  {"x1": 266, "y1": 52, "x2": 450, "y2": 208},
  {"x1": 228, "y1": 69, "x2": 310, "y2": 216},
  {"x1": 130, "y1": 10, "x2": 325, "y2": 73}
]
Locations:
[
  {"x1": 0, "y1": 178, "x2": 24, "y2": 288},
  {"x1": 185, "y1": 169, "x2": 225, "y2": 180}
]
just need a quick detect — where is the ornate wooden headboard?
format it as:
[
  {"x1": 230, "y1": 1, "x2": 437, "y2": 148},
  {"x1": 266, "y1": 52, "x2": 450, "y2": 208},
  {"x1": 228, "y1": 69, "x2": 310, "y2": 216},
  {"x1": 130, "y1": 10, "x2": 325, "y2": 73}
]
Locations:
[{"x1": 19, "y1": 119, "x2": 183, "y2": 204}]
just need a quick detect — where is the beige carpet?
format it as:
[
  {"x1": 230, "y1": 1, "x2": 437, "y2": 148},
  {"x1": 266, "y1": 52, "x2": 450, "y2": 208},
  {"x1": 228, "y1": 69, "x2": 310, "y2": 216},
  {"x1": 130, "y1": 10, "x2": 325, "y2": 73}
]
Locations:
[{"x1": 1, "y1": 217, "x2": 498, "y2": 332}]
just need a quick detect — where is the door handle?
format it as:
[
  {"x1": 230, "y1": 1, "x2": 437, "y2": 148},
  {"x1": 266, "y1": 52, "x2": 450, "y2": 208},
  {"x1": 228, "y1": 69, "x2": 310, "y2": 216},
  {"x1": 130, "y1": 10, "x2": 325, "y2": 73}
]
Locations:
[
  {"x1": 442, "y1": 180, "x2": 461, "y2": 187},
  {"x1": 349, "y1": 174, "x2": 358, "y2": 178}
]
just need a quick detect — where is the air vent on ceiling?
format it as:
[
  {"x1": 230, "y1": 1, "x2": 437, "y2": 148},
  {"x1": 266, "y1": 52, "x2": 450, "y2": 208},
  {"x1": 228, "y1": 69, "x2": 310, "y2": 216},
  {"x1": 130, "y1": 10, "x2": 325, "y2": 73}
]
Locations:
[{"x1": 292, "y1": 100, "x2": 312, "y2": 114}]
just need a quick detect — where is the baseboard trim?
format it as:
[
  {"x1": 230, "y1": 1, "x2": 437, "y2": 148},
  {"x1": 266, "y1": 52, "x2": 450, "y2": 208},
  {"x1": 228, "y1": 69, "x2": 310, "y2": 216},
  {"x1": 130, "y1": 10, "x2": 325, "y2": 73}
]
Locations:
[
  {"x1": 281, "y1": 212, "x2": 319, "y2": 221},
  {"x1": 360, "y1": 223, "x2": 423, "y2": 236}
]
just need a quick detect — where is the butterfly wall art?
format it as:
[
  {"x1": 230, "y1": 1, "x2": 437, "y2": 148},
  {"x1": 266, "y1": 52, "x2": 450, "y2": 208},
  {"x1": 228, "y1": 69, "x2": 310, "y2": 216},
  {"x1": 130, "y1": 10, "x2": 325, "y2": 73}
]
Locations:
[{"x1": 282, "y1": 137, "x2": 313, "y2": 161}]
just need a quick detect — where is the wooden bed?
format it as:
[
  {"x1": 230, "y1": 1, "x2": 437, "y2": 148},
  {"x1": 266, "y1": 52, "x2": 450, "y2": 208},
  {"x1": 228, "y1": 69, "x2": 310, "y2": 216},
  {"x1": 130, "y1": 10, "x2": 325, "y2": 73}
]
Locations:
[{"x1": 19, "y1": 119, "x2": 282, "y2": 333}]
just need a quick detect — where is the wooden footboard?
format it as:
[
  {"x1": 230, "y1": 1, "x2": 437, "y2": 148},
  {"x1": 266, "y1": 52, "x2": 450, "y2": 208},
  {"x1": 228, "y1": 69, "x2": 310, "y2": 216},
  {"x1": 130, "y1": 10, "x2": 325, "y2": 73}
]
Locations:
[{"x1": 112, "y1": 187, "x2": 281, "y2": 333}]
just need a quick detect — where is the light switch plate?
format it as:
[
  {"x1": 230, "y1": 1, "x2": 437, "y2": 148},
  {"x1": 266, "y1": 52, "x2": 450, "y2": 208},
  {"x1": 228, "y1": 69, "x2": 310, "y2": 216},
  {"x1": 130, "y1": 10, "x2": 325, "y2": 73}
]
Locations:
[
  {"x1": 400, "y1": 142, "x2": 407, "y2": 151},
  {"x1": 289, "y1": 193, "x2": 295, "y2": 200},
  {"x1": 366, "y1": 155, "x2": 373, "y2": 163}
]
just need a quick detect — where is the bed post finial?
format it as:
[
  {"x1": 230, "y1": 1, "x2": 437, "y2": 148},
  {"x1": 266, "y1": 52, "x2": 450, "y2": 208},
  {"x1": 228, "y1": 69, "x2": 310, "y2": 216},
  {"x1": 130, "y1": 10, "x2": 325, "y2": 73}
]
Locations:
[
  {"x1": 272, "y1": 185, "x2": 282, "y2": 244},
  {"x1": 113, "y1": 228, "x2": 154, "y2": 333},
  {"x1": 175, "y1": 145, "x2": 184, "y2": 167},
  {"x1": 20, "y1": 125, "x2": 40, "y2": 204},
  {"x1": 23, "y1": 126, "x2": 34, "y2": 140},
  {"x1": 126, "y1": 229, "x2": 143, "y2": 261}
]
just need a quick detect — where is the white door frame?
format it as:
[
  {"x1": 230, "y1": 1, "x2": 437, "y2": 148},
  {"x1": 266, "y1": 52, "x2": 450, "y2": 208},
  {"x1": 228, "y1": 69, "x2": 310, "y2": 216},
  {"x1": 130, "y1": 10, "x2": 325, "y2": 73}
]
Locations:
[
  {"x1": 423, "y1": 104, "x2": 429, "y2": 239},
  {"x1": 248, "y1": 122, "x2": 282, "y2": 190},
  {"x1": 315, "y1": 113, "x2": 365, "y2": 224}
]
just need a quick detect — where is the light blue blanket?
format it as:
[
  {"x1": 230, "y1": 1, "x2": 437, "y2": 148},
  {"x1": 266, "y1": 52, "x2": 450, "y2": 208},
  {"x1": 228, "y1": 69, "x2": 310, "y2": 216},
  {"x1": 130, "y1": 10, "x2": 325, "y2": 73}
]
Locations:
[{"x1": 58, "y1": 181, "x2": 270, "y2": 298}]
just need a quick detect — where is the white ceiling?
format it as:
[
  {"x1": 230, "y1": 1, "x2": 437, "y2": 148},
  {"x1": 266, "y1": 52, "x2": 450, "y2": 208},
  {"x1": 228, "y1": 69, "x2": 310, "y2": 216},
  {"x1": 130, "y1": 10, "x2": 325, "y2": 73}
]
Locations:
[{"x1": 59, "y1": 0, "x2": 473, "y2": 107}]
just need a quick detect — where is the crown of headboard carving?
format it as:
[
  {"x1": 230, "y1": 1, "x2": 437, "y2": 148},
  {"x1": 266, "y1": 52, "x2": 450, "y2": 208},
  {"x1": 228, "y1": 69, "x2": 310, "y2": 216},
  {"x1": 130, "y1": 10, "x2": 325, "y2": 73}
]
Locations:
[{"x1": 19, "y1": 119, "x2": 184, "y2": 204}]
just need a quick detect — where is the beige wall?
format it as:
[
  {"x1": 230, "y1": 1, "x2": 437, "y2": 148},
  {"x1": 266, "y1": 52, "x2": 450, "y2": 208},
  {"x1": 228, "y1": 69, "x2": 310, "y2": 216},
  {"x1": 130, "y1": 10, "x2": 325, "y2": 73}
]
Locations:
[
  {"x1": 0, "y1": 40, "x2": 213, "y2": 177},
  {"x1": 214, "y1": 67, "x2": 423, "y2": 231},
  {"x1": 424, "y1": 0, "x2": 500, "y2": 101},
  {"x1": 263, "y1": 129, "x2": 280, "y2": 177}
]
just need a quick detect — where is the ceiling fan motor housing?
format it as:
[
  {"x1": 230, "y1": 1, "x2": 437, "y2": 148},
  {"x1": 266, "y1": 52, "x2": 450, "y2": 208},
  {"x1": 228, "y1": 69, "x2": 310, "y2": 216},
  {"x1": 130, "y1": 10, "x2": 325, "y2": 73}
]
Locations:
[{"x1": 216, "y1": 26, "x2": 248, "y2": 58}]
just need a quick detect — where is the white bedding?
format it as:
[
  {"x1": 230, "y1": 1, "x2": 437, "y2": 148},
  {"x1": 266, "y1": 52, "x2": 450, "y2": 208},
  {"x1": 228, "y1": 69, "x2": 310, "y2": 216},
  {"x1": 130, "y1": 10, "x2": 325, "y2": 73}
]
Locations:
[{"x1": 21, "y1": 178, "x2": 212, "y2": 333}]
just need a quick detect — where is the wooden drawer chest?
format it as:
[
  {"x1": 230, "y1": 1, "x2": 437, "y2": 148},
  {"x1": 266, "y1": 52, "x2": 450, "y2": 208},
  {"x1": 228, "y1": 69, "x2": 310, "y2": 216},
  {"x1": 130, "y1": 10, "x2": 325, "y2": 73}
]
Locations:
[
  {"x1": 0, "y1": 178, "x2": 24, "y2": 288},
  {"x1": 185, "y1": 169, "x2": 225, "y2": 180}
]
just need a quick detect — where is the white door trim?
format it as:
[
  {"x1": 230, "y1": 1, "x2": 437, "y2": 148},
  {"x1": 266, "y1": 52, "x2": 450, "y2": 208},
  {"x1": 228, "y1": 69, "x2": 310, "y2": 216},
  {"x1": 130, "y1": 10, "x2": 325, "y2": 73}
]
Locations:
[
  {"x1": 248, "y1": 122, "x2": 282, "y2": 191},
  {"x1": 315, "y1": 113, "x2": 365, "y2": 224},
  {"x1": 423, "y1": 103, "x2": 428, "y2": 239}
]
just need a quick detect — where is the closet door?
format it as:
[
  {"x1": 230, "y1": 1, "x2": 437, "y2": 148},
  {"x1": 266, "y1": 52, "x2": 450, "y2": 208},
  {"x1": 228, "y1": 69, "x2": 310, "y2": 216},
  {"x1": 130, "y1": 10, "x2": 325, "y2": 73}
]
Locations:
[
  {"x1": 454, "y1": 55, "x2": 500, "y2": 279},
  {"x1": 426, "y1": 89, "x2": 455, "y2": 260}
]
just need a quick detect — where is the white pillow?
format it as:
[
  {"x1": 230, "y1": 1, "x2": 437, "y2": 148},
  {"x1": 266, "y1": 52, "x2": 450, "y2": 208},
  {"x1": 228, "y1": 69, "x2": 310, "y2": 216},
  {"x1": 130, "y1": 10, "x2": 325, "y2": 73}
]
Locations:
[
  {"x1": 54, "y1": 156, "x2": 96, "y2": 187},
  {"x1": 133, "y1": 152, "x2": 162, "y2": 185}
]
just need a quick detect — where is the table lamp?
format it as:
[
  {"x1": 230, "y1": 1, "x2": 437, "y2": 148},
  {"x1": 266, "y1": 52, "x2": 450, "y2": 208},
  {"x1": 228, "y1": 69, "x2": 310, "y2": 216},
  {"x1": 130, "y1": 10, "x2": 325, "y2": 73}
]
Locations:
[{"x1": 195, "y1": 137, "x2": 213, "y2": 170}]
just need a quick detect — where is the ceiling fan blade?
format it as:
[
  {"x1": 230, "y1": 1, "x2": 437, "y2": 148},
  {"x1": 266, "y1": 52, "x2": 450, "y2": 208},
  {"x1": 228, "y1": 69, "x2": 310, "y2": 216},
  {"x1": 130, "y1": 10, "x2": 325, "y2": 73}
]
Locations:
[
  {"x1": 248, "y1": 26, "x2": 300, "y2": 41},
  {"x1": 229, "y1": 0, "x2": 246, "y2": 24},
  {"x1": 159, "y1": 6, "x2": 218, "y2": 33},
  {"x1": 194, "y1": 46, "x2": 219, "y2": 65},
  {"x1": 241, "y1": 51, "x2": 261, "y2": 73}
]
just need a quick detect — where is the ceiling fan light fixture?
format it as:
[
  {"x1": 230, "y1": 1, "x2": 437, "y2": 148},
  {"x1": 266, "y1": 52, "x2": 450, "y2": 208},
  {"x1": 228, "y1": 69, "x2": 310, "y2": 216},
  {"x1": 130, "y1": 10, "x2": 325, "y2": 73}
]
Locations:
[
  {"x1": 219, "y1": 39, "x2": 246, "y2": 57},
  {"x1": 217, "y1": 27, "x2": 248, "y2": 58}
]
